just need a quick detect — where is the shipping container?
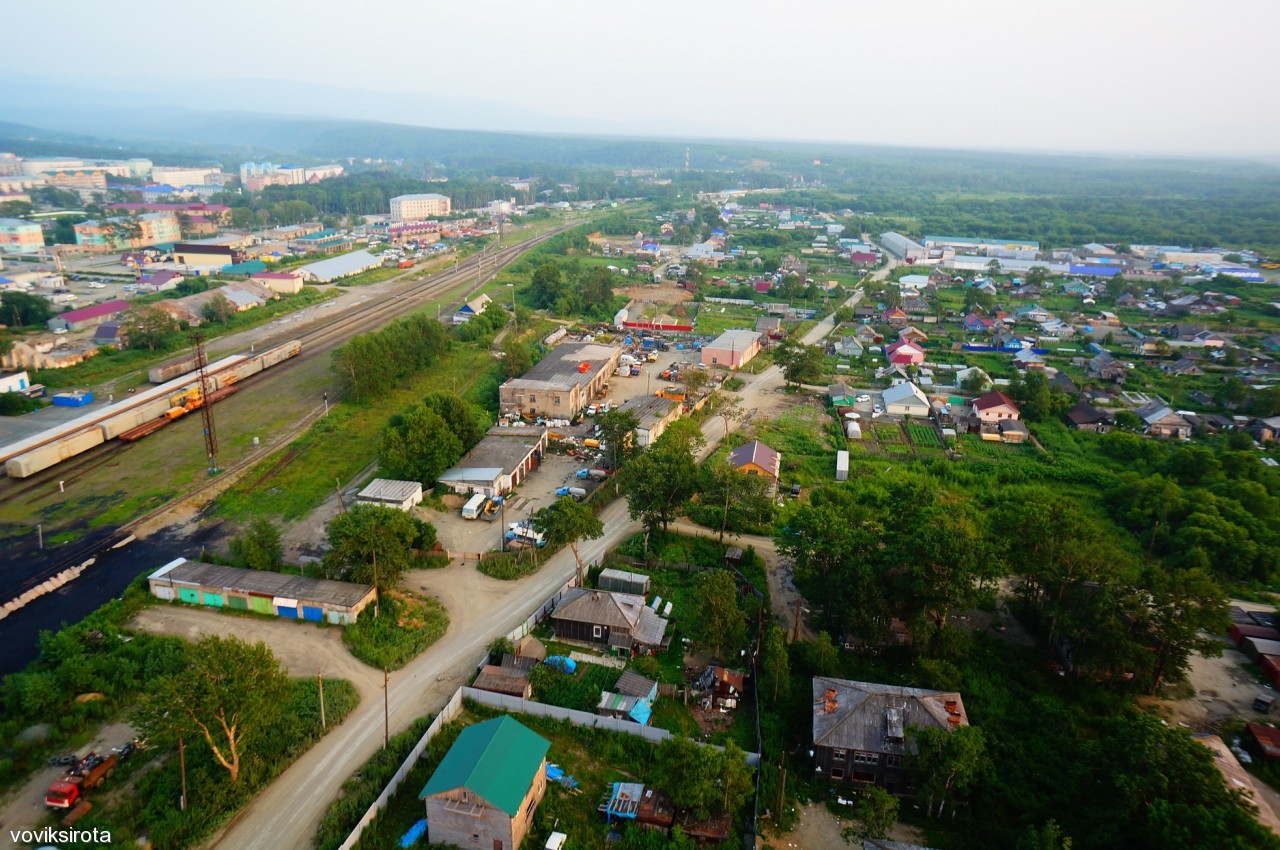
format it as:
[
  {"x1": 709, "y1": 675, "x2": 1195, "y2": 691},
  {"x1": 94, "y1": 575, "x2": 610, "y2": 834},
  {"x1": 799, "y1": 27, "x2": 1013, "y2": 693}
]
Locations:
[
  {"x1": 52, "y1": 392, "x2": 93, "y2": 407},
  {"x1": 835, "y1": 450, "x2": 849, "y2": 481},
  {"x1": 1231, "y1": 623, "x2": 1280, "y2": 646},
  {"x1": 257, "y1": 339, "x2": 302, "y2": 369},
  {"x1": 98, "y1": 397, "x2": 174, "y2": 440},
  {"x1": 1242, "y1": 637, "x2": 1280, "y2": 661},
  {"x1": 1261, "y1": 655, "x2": 1280, "y2": 689},
  {"x1": 6, "y1": 429, "x2": 106, "y2": 478},
  {"x1": 148, "y1": 353, "x2": 202, "y2": 384}
]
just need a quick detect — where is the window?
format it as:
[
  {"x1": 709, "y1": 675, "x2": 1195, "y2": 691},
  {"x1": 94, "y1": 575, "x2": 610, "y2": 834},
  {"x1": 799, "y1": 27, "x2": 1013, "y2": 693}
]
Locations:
[
  {"x1": 529, "y1": 395, "x2": 537, "y2": 403},
  {"x1": 554, "y1": 396, "x2": 561, "y2": 405},
  {"x1": 853, "y1": 751, "x2": 879, "y2": 765},
  {"x1": 830, "y1": 767, "x2": 844, "y2": 780},
  {"x1": 832, "y1": 749, "x2": 846, "y2": 759},
  {"x1": 593, "y1": 625, "x2": 603, "y2": 638},
  {"x1": 886, "y1": 755, "x2": 901, "y2": 767}
]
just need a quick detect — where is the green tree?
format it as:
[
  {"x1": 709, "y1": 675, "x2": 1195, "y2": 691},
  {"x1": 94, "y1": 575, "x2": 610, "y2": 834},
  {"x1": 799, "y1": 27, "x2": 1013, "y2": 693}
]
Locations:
[
  {"x1": 136, "y1": 636, "x2": 289, "y2": 784},
  {"x1": 808, "y1": 631, "x2": 839, "y2": 674},
  {"x1": 1142, "y1": 567, "x2": 1228, "y2": 694},
  {"x1": 201, "y1": 292, "x2": 236, "y2": 324},
  {"x1": 532, "y1": 497, "x2": 603, "y2": 584},
  {"x1": 421, "y1": 391, "x2": 489, "y2": 450},
  {"x1": 596, "y1": 408, "x2": 641, "y2": 474},
  {"x1": 618, "y1": 429, "x2": 699, "y2": 535},
  {"x1": 1026, "y1": 266, "x2": 1051, "y2": 287},
  {"x1": 228, "y1": 517, "x2": 283, "y2": 572},
  {"x1": 1, "y1": 291, "x2": 53, "y2": 327},
  {"x1": 324, "y1": 504, "x2": 436, "y2": 592},
  {"x1": 380, "y1": 404, "x2": 464, "y2": 485},
  {"x1": 910, "y1": 724, "x2": 987, "y2": 819},
  {"x1": 686, "y1": 569, "x2": 746, "y2": 658},
  {"x1": 761, "y1": 624, "x2": 790, "y2": 705},
  {"x1": 654, "y1": 736, "x2": 752, "y2": 821},
  {"x1": 529, "y1": 262, "x2": 567, "y2": 308},
  {"x1": 500, "y1": 340, "x2": 533, "y2": 378},
  {"x1": 986, "y1": 258, "x2": 1002, "y2": 276},
  {"x1": 844, "y1": 786, "x2": 899, "y2": 842},
  {"x1": 125, "y1": 304, "x2": 182, "y2": 351},
  {"x1": 704, "y1": 463, "x2": 775, "y2": 540}
]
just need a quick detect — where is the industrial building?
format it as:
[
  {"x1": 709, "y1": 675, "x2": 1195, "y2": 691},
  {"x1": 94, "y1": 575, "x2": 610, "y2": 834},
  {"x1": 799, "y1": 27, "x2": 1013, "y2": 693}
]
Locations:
[
  {"x1": 390, "y1": 193, "x2": 452, "y2": 221},
  {"x1": 617, "y1": 394, "x2": 683, "y2": 447},
  {"x1": 498, "y1": 342, "x2": 621, "y2": 419},
  {"x1": 295, "y1": 249, "x2": 381, "y2": 283},
  {"x1": 878, "y1": 232, "x2": 928, "y2": 262},
  {"x1": 437, "y1": 425, "x2": 548, "y2": 497},
  {"x1": 147, "y1": 558, "x2": 377, "y2": 624},
  {"x1": 356, "y1": 478, "x2": 424, "y2": 511},
  {"x1": 701, "y1": 329, "x2": 762, "y2": 369},
  {"x1": 923, "y1": 235, "x2": 1040, "y2": 254},
  {"x1": 47, "y1": 299, "x2": 130, "y2": 333}
]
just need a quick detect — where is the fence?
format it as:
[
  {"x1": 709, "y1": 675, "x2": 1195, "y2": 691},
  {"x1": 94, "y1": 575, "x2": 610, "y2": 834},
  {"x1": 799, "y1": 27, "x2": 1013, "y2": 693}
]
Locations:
[
  {"x1": 463, "y1": 687, "x2": 761, "y2": 766},
  {"x1": 336, "y1": 688, "x2": 466, "y2": 850}
]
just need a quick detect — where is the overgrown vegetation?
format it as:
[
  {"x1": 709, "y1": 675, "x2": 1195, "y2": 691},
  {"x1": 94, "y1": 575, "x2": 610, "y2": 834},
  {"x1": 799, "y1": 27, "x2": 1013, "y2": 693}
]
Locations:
[{"x1": 343, "y1": 590, "x2": 449, "y2": 671}]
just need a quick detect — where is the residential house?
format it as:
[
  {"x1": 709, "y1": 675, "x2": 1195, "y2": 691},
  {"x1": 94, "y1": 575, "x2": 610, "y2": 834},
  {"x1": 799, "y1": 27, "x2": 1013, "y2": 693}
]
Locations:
[
  {"x1": 1088, "y1": 352, "x2": 1128, "y2": 383},
  {"x1": 812, "y1": 677, "x2": 968, "y2": 793},
  {"x1": 1193, "y1": 330, "x2": 1226, "y2": 348},
  {"x1": 1048, "y1": 371, "x2": 1079, "y2": 395},
  {"x1": 1165, "y1": 322, "x2": 1204, "y2": 341},
  {"x1": 998, "y1": 419, "x2": 1029, "y2": 443},
  {"x1": 828, "y1": 384, "x2": 856, "y2": 407},
  {"x1": 1065, "y1": 400, "x2": 1112, "y2": 433},
  {"x1": 953, "y1": 366, "x2": 991, "y2": 391},
  {"x1": 453, "y1": 293, "x2": 492, "y2": 324},
  {"x1": 1012, "y1": 348, "x2": 1046, "y2": 371},
  {"x1": 962, "y1": 313, "x2": 995, "y2": 333},
  {"x1": 1251, "y1": 416, "x2": 1280, "y2": 443},
  {"x1": 1134, "y1": 401, "x2": 1192, "y2": 439},
  {"x1": 92, "y1": 321, "x2": 125, "y2": 348},
  {"x1": 701, "y1": 329, "x2": 763, "y2": 369},
  {"x1": 897, "y1": 326, "x2": 929, "y2": 344},
  {"x1": 971, "y1": 391, "x2": 1020, "y2": 424},
  {"x1": 881, "y1": 382, "x2": 930, "y2": 417},
  {"x1": 1014, "y1": 304, "x2": 1052, "y2": 324},
  {"x1": 853, "y1": 325, "x2": 884, "y2": 345},
  {"x1": 885, "y1": 340, "x2": 925, "y2": 366},
  {"x1": 1161, "y1": 358, "x2": 1204, "y2": 376},
  {"x1": 1261, "y1": 335, "x2": 1280, "y2": 353},
  {"x1": 833, "y1": 337, "x2": 864, "y2": 358},
  {"x1": 882, "y1": 307, "x2": 909, "y2": 327},
  {"x1": 754, "y1": 316, "x2": 784, "y2": 338},
  {"x1": 901, "y1": 295, "x2": 930, "y2": 315},
  {"x1": 1039, "y1": 318, "x2": 1074, "y2": 338},
  {"x1": 728, "y1": 440, "x2": 781, "y2": 482},
  {"x1": 550, "y1": 588, "x2": 669, "y2": 653},
  {"x1": 419, "y1": 716, "x2": 549, "y2": 850}
]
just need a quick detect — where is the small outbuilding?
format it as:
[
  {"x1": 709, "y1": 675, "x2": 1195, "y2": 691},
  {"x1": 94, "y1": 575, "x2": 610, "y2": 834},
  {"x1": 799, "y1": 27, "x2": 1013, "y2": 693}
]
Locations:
[
  {"x1": 597, "y1": 568, "x2": 650, "y2": 595},
  {"x1": 355, "y1": 478, "x2": 423, "y2": 511}
]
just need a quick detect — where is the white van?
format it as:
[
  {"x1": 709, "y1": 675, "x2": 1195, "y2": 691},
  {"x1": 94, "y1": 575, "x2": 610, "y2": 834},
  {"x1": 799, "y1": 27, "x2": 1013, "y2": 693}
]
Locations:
[{"x1": 461, "y1": 493, "x2": 486, "y2": 520}]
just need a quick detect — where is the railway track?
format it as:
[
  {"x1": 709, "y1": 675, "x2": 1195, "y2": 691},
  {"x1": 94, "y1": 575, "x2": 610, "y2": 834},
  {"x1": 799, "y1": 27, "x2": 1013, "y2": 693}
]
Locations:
[{"x1": 0, "y1": 223, "x2": 576, "y2": 513}]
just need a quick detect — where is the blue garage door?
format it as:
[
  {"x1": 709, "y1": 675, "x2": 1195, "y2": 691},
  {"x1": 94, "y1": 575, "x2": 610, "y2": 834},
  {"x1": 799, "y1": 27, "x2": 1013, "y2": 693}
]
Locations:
[
  {"x1": 301, "y1": 606, "x2": 323, "y2": 622},
  {"x1": 277, "y1": 605, "x2": 298, "y2": 618}
]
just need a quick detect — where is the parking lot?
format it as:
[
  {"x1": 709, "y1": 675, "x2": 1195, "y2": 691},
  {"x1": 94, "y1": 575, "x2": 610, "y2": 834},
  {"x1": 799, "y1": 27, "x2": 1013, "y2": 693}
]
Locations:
[{"x1": 426, "y1": 343, "x2": 695, "y2": 556}]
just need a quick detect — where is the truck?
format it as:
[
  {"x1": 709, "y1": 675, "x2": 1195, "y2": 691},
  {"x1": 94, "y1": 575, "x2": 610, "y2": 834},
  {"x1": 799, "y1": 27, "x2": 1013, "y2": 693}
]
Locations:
[
  {"x1": 45, "y1": 752, "x2": 118, "y2": 809},
  {"x1": 461, "y1": 493, "x2": 487, "y2": 520},
  {"x1": 505, "y1": 522, "x2": 546, "y2": 547},
  {"x1": 555, "y1": 486, "x2": 588, "y2": 500},
  {"x1": 479, "y1": 496, "x2": 503, "y2": 521}
]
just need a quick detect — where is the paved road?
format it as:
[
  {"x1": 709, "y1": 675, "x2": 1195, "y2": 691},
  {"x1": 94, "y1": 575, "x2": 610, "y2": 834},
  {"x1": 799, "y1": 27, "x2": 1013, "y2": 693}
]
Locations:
[{"x1": 212, "y1": 289, "x2": 861, "y2": 850}]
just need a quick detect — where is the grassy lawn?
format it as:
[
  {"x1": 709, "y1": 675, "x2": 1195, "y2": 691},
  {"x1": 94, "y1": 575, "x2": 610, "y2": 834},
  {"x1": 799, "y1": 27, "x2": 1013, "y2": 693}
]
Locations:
[
  {"x1": 214, "y1": 342, "x2": 501, "y2": 522},
  {"x1": 343, "y1": 589, "x2": 449, "y2": 671}
]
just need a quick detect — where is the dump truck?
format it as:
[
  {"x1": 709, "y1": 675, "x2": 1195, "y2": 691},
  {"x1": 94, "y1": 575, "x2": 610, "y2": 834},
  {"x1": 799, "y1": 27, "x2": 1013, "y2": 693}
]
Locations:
[{"x1": 45, "y1": 752, "x2": 118, "y2": 809}]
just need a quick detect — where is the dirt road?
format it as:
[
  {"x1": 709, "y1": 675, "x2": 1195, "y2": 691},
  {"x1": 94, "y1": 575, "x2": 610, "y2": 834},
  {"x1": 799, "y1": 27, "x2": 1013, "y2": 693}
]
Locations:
[{"x1": 208, "y1": 293, "x2": 857, "y2": 850}]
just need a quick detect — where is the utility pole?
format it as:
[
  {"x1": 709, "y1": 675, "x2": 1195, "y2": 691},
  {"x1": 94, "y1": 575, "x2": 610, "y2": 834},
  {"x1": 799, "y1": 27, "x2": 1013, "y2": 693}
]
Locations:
[
  {"x1": 189, "y1": 331, "x2": 219, "y2": 475},
  {"x1": 179, "y1": 737, "x2": 188, "y2": 812},
  {"x1": 318, "y1": 671, "x2": 326, "y2": 730},
  {"x1": 383, "y1": 667, "x2": 390, "y2": 749},
  {"x1": 372, "y1": 548, "x2": 379, "y2": 618}
]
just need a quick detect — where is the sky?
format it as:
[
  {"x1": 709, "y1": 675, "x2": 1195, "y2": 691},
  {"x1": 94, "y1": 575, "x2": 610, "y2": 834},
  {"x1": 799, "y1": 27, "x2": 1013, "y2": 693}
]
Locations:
[{"x1": 3, "y1": 0, "x2": 1279, "y2": 157}]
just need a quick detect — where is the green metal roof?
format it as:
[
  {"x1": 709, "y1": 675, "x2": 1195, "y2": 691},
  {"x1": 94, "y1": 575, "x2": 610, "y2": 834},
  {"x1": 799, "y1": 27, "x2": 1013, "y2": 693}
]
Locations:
[{"x1": 419, "y1": 716, "x2": 550, "y2": 816}]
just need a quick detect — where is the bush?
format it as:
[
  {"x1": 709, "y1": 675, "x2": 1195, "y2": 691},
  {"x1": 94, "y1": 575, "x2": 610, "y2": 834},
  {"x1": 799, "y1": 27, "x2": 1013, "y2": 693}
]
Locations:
[{"x1": 343, "y1": 590, "x2": 449, "y2": 671}]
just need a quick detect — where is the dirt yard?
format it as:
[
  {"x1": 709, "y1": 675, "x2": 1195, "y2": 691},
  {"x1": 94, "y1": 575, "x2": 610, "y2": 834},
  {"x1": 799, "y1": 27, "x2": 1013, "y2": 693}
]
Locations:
[
  {"x1": 766, "y1": 801, "x2": 926, "y2": 849},
  {"x1": 129, "y1": 606, "x2": 382, "y2": 698},
  {"x1": 616, "y1": 284, "x2": 694, "y2": 304}
]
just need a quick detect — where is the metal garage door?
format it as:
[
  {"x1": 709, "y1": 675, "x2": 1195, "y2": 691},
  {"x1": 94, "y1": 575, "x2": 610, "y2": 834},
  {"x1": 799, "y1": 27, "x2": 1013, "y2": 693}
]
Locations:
[
  {"x1": 228, "y1": 596, "x2": 248, "y2": 611},
  {"x1": 250, "y1": 595, "x2": 272, "y2": 614},
  {"x1": 201, "y1": 592, "x2": 223, "y2": 607},
  {"x1": 273, "y1": 596, "x2": 298, "y2": 618},
  {"x1": 301, "y1": 606, "x2": 323, "y2": 622},
  {"x1": 178, "y1": 588, "x2": 200, "y2": 604}
]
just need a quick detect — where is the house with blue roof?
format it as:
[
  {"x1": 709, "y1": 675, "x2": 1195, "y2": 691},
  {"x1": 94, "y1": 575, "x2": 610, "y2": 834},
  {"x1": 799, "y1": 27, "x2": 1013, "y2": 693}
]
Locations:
[{"x1": 420, "y1": 716, "x2": 550, "y2": 850}]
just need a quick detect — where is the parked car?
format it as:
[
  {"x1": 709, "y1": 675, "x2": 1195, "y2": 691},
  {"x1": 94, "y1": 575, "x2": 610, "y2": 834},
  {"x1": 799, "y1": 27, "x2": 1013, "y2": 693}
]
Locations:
[{"x1": 856, "y1": 394, "x2": 871, "y2": 403}]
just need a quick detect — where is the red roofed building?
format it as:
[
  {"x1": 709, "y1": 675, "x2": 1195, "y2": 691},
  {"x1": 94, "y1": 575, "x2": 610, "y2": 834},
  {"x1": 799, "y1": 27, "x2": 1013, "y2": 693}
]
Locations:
[
  {"x1": 728, "y1": 440, "x2": 781, "y2": 482},
  {"x1": 1249, "y1": 723, "x2": 1280, "y2": 761},
  {"x1": 971, "y1": 391, "x2": 1021, "y2": 424},
  {"x1": 882, "y1": 306, "x2": 909, "y2": 326},
  {"x1": 47, "y1": 299, "x2": 130, "y2": 333},
  {"x1": 848, "y1": 251, "x2": 878, "y2": 266},
  {"x1": 885, "y1": 339, "x2": 925, "y2": 365},
  {"x1": 248, "y1": 271, "x2": 304, "y2": 295}
]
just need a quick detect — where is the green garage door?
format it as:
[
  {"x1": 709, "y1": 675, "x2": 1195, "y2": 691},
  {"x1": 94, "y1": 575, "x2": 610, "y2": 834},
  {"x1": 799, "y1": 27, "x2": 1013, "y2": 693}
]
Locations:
[
  {"x1": 249, "y1": 595, "x2": 273, "y2": 614},
  {"x1": 201, "y1": 591, "x2": 223, "y2": 607},
  {"x1": 178, "y1": 588, "x2": 200, "y2": 604},
  {"x1": 228, "y1": 596, "x2": 248, "y2": 611}
]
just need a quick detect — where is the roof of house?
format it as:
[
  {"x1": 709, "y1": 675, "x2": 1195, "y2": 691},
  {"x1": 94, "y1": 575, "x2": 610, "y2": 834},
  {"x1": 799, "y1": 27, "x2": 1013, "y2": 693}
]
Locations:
[
  {"x1": 460, "y1": 293, "x2": 492, "y2": 314},
  {"x1": 812, "y1": 677, "x2": 968, "y2": 757},
  {"x1": 881, "y1": 382, "x2": 929, "y2": 408},
  {"x1": 728, "y1": 440, "x2": 781, "y2": 476},
  {"x1": 472, "y1": 665, "x2": 530, "y2": 697},
  {"x1": 419, "y1": 716, "x2": 549, "y2": 816},
  {"x1": 1065, "y1": 400, "x2": 1109, "y2": 426},
  {"x1": 53, "y1": 300, "x2": 129, "y2": 323},
  {"x1": 356, "y1": 478, "x2": 422, "y2": 504},
  {"x1": 998, "y1": 419, "x2": 1029, "y2": 435},
  {"x1": 147, "y1": 558, "x2": 373, "y2": 608},
  {"x1": 828, "y1": 383, "x2": 854, "y2": 400},
  {"x1": 1012, "y1": 349, "x2": 1045, "y2": 363},
  {"x1": 972, "y1": 391, "x2": 1019, "y2": 413},
  {"x1": 1134, "y1": 400, "x2": 1185, "y2": 426},
  {"x1": 554, "y1": 587, "x2": 646, "y2": 630},
  {"x1": 615, "y1": 671, "x2": 658, "y2": 698},
  {"x1": 93, "y1": 322, "x2": 123, "y2": 339},
  {"x1": 705, "y1": 329, "x2": 762, "y2": 351},
  {"x1": 502, "y1": 342, "x2": 619, "y2": 392}
]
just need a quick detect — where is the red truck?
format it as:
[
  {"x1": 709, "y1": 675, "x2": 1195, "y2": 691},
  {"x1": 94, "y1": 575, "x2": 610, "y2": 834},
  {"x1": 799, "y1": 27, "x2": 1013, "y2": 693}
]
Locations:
[{"x1": 45, "y1": 752, "x2": 117, "y2": 809}]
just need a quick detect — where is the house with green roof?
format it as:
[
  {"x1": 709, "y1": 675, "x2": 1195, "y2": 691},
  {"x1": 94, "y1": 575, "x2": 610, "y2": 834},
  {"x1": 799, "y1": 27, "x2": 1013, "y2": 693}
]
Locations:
[{"x1": 420, "y1": 716, "x2": 550, "y2": 850}]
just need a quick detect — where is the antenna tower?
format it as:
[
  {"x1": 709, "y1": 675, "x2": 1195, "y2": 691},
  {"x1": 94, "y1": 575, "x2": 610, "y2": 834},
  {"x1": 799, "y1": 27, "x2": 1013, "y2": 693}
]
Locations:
[{"x1": 189, "y1": 331, "x2": 220, "y2": 475}]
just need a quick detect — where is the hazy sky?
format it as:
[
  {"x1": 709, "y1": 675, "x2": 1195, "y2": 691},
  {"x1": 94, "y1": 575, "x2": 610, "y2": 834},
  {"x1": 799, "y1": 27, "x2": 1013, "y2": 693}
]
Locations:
[{"x1": 5, "y1": 0, "x2": 1279, "y2": 156}]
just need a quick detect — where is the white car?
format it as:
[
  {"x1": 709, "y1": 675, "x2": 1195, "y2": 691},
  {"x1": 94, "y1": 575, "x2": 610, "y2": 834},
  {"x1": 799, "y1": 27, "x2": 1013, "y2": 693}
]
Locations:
[
  {"x1": 52, "y1": 328, "x2": 68, "y2": 335},
  {"x1": 855, "y1": 394, "x2": 871, "y2": 403},
  {"x1": 87, "y1": 282, "x2": 106, "y2": 289}
]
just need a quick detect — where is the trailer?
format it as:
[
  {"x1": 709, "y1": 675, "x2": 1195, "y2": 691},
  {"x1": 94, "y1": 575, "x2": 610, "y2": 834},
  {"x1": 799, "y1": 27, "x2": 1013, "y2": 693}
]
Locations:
[{"x1": 835, "y1": 450, "x2": 849, "y2": 481}]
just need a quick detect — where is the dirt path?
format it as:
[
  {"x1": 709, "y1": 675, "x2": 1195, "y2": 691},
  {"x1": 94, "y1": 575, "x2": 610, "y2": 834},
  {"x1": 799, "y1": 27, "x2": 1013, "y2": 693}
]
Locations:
[
  {"x1": 767, "y1": 801, "x2": 925, "y2": 849},
  {"x1": 0, "y1": 720, "x2": 136, "y2": 845}
]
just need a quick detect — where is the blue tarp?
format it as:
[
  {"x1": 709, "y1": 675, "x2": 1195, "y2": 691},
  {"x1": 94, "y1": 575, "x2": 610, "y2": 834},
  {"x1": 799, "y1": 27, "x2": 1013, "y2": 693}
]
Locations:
[
  {"x1": 545, "y1": 656, "x2": 577, "y2": 673},
  {"x1": 546, "y1": 763, "x2": 578, "y2": 788},
  {"x1": 400, "y1": 819, "x2": 427, "y2": 847},
  {"x1": 628, "y1": 699, "x2": 652, "y2": 726}
]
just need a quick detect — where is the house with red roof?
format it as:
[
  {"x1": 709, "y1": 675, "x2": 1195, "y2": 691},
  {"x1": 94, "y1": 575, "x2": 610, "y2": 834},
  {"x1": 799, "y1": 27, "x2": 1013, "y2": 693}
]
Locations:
[
  {"x1": 728, "y1": 440, "x2": 781, "y2": 483},
  {"x1": 971, "y1": 391, "x2": 1020, "y2": 424},
  {"x1": 963, "y1": 313, "x2": 996, "y2": 333},
  {"x1": 882, "y1": 306, "x2": 909, "y2": 326},
  {"x1": 885, "y1": 339, "x2": 925, "y2": 365},
  {"x1": 47, "y1": 299, "x2": 130, "y2": 333}
]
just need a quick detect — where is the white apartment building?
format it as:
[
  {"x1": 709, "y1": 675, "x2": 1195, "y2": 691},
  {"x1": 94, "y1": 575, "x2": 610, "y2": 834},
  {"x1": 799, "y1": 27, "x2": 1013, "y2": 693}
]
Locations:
[{"x1": 390, "y1": 193, "x2": 451, "y2": 221}]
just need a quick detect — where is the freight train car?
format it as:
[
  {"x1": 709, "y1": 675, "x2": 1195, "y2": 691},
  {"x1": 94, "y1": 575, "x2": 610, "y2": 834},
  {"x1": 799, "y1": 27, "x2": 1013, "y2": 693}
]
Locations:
[
  {"x1": 2, "y1": 341, "x2": 302, "y2": 479},
  {"x1": 148, "y1": 353, "x2": 202, "y2": 384}
]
